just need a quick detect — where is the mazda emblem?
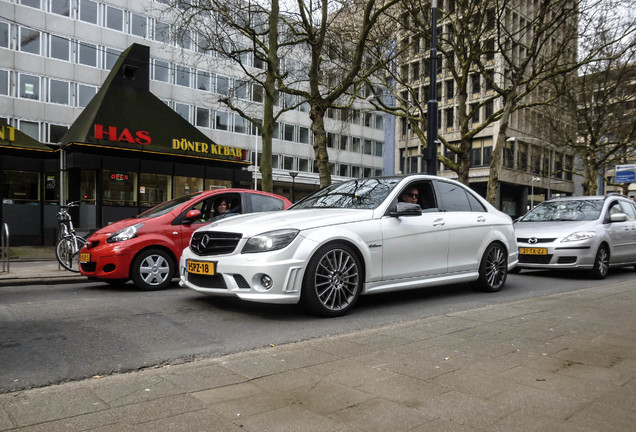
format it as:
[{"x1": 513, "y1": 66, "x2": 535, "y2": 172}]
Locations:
[{"x1": 528, "y1": 237, "x2": 538, "y2": 244}]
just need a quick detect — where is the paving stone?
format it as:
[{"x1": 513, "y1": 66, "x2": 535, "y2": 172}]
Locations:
[
  {"x1": 289, "y1": 381, "x2": 373, "y2": 415},
  {"x1": 132, "y1": 409, "x2": 245, "y2": 432},
  {"x1": 239, "y1": 405, "x2": 361, "y2": 432},
  {"x1": 110, "y1": 394, "x2": 206, "y2": 425},
  {"x1": 329, "y1": 397, "x2": 433, "y2": 432},
  {"x1": 88, "y1": 375, "x2": 182, "y2": 407},
  {"x1": 192, "y1": 382, "x2": 265, "y2": 405}
]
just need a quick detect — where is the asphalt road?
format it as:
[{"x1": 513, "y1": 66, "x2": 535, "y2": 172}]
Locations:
[{"x1": 1, "y1": 268, "x2": 634, "y2": 393}]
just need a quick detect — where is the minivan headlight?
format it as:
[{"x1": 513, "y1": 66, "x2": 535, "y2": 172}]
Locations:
[
  {"x1": 107, "y1": 223, "x2": 145, "y2": 243},
  {"x1": 242, "y1": 229, "x2": 299, "y2": 253},
  {"x1": 562, "y1": 231, "x2": 595, "y2": 242}
]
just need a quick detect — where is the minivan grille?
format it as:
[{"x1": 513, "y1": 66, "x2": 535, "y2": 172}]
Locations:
[{"x1": 190, "y1": 231, "x2": 242, "y2": 256}]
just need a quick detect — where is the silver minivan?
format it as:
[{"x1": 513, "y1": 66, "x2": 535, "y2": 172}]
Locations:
[{"x1": 514, "y1": 195, "x2": 636, "y2": 278}]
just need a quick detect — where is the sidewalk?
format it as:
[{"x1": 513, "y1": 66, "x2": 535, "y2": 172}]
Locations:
[
  {"x1": 1, "y1": 273, "x2": 635, "y2": 431},
  {"x1": 0, "y1": 246, "x2": 86, "y2": 286}
]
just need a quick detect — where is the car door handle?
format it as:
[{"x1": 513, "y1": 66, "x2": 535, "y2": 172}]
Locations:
[
  {"x1": 433, "y1": 218, "x2": 445, "y2": 226},
  {"x1": 173, "y1": 231, "x2": 179, "y2": 235},
  {"x1": 477, "y1": 216, "x2": 486, "y2": 223}
]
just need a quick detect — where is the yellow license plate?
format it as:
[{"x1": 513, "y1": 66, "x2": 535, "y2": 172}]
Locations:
[
  {"x1": 187, "y1": 260, "x2": 215, "y2": 275},
  {"x1": 80, "y1": 252, "x2": 91, "y2": 263},
  {"x1": 519, "y1": 247, "x2": 548, "y2": 255}
]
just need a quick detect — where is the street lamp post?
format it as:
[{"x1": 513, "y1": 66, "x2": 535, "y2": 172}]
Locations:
[
  {"x1": 426, "y1": 0, "x2": 439, "y2": 175},
  {"x1": 289, "y1": 171, "x2": 298, "y2": 202},
  {"x1": 530, "y1": 176, "x2": 540, "y2": 209}
]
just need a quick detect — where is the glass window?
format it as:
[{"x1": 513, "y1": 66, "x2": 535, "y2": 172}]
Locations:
[
  {"x1": 215, "y1": 111, "x2": 229, "y2": 131},
  {"x1": 177, "y1": 30, "x2": 191, "y2": 50},
  {"x1": 363, "y1": 139, "x2": 373, "y2": 155},
  {"x1": 204, "y1": 179, "x2": 231, "y2": 190},
  {"x1": 196, "y1": 70, "x2": 210, "y2": 91},
  {"x1": 235, "y1": 115, "x2": 247, "y2": 134},
  {"x1": 175, "y1": 65, "x2": 190, "y2": 87},
  {"x1": 49, "y1": 79, "x2": 69, "y2": 104},
  {"x1": 44, "y1": 172, "x2": 59, "y2": 203},
  {"x1": 80, "y1": 170, "x2": 96, "y2": 204},
  {"x1": 79, "y1": 0, "x2": 97, "y2": 24},
  {"x1": 20, "y1": 28, "x2": 40, "y2": 54},
  {"x1": 2, "y1": 170, "x2": 40, "y2": 204},
  {"x1": 352, "y1": 137, "x2": 361, "y2": 153},
  {"x1": 21, "y1": 0, "x2": 41, "y2": 9},
  {"x1": 175, "y1": 103, "x2": 190, "y2": 121},
  {"x1": 50, "y1": 35, "x2": 70, "y2": 61},
  {"x1": 375, "y1": 141, "x2": 383, "y2": 157},
  {"x1": 252, "y1": 84, "x2": 263, "y2": 102},
  {"x1": 216, "y1": 75, "x2": 229, "y2": 95},
  {"x1": 0, "y1": 22, "x2": 9, "y2": 48},
  {"x1": 130, "y1": 13, "x2": 147, "y2": 38},
  {"x1": 78, "y1": 84, "x2": 96, "y2": 107},
  {"x1": 299, "y1": 127, "x2": 309, "y2": 144},
  {"x1": 18, "y1": 120, "x2": 39, "y2": 140},
  {"x1": 78, "y1": 42, "x2": 97, "y2": 67},
  {"x1": 435, "y1": 180, "x2": 473, "y2": 212},
  {"x1": 155, "y1": 21, "x2": 170, "y2": 44},
  {"x1": 105, "y1": 6, "x2": 123, "y2": 31},
  {"x1": 248, "y1": 194, "x2": 286, "y2": 212},
  {"x1": 50, "y1": 0, "x2": 70, "y2": 16},
  {"x1": 375, "y1": 114, "x2": 384, "y2": 130},
  {"x1": 283, "y1": 156, "x2": 294, "y2": 170},
  {"x1": 19, "y1": 74, "x2": 40, "y2": 100},
  {"x1": 0, "y1": 70, "x2": 8, "y2": 95},
  {"x1": 174, "y1": 176, "x2": 202, "y2": 198},
  {"x1": 351, "y1": 166, "x2": 361, "y2": 178},
  {"x1": 153, "y1": 59, "x2": 170, "y2": 82},
  {"x1": 105, "y1": 48, "x2": 120, "y2": 70},
  {"x1": 298, "y1": 158, "x2": 309, "y2": 172},
  {"x1": 284, "y1": 124, "x2": 294, "y2": 141},
  {"x1": 102, "y1": 170, "x2": 138, "y2": 206},
  {"x1": 139, "y1": 173, "x2": 171, "y2": 208},
  {"x1": 49, "y1": 124, "x2": 68, "y2": 143},
  {"x1": 196, "y1": 107, "x2": 210, "y2": 128},
  {"x1": 339, "y1": 164, "x2": 349, "y2": 177},
  {"x1": 235, "y1": 80, "x2": 248, "y2": 100}
]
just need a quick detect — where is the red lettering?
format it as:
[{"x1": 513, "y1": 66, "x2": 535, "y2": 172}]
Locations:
[
  {"x1": 94, "y1": 124, "x2": 152, "y2": 145},
  {"x1": 135, "y1": 130, "x2": 151, "y2": 145},
  {"x1": 94, "y1": 124, "x2": 118, "y2": 141},
  {"x1": 118, "y1": 128, "x2": 135, "y2": 143}
]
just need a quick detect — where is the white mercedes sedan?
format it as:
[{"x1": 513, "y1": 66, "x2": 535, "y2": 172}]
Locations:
[{"x1": 180, "y1": 175, "x2": 518, "y2": 317}]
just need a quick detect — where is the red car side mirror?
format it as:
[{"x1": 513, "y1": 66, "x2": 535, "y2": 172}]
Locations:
[{"x1": 184, "y1": 209, "x2": 201, "y2": 223}]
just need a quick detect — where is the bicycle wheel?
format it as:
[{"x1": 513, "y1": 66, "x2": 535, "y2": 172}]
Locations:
[{"x1": 55, "y1": 235, "x2": 87, "y2": 273}]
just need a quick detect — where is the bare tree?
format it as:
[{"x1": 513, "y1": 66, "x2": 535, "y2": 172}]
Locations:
[
  {"x1": 160, "y1": 0, "x2": 301, "y2": 192},
  {"x1": 546, "y1": 1, "x2": 636, "y2": 195}
]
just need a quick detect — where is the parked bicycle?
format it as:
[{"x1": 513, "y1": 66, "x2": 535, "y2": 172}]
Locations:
[{"x1": 55, "y1": 201, "x2": 87, "y2": 272}]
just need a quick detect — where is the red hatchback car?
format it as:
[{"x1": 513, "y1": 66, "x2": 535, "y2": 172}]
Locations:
[{"x1": 79, "y1": 189, "x2": 292, "y2": 290}]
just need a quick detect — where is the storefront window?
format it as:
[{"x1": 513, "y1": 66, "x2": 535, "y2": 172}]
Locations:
[
  {"x1": 205, "y1": 179, "x2": 231, "y2": 190},
  {"x1": 81, "y1": 170, "x2": 96, "y2": 204},
  {"x1": 102, "y1": 170, "x2": 137, "y2": 206},
  {"x1": 139, "y1": 173, "x2": 171, "y2": 208},
  {"x1": 174, "y1": 176, "x2": 202, "y2": 198},
  {"x1": 2, "y1": 170, "x2": 39, "y2": 204},
  {"x1": 44, "y1": 173, "x2": 59, "y2": 204}
]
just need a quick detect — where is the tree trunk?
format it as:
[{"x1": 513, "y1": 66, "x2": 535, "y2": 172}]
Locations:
[
  {"x1": 486, "y1": 95, "x2": 515, "y2": 205},
  {"x1": 309, "y1": 103, "x2": 331, "y2": 188}
]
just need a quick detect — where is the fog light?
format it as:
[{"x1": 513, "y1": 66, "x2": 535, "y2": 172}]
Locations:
[{"x1": 261, "y1": 274, "x2": 273, "y2": 289}]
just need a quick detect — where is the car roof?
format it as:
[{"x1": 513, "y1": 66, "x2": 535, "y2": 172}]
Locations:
[{"x1": 545, "y1": 194, "x2": 629, "y2": 203}]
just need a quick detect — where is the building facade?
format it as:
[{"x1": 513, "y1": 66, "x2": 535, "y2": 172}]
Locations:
[
  {"x1": 395, "y1": 0, "x2": 577, "y2": 218},
  {"x1": 0, "y1": 0, "x2": 389, "y2": 245}
]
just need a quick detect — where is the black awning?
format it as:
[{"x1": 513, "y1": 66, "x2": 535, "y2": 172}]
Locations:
[
  {"x1": 0, "y1": 121, "x2": 55, "y2": 153},
  {"x1": 60, "y1": 43, "x2": 249, "y2": 165}
]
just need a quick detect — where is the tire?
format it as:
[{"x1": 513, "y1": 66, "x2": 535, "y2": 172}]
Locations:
[
  {"x1": 131, "y1": 248, "x2": 174, "y2": 291},
  {"x1": 55, "y1": 235, "x2": 87, "y2": 273},
  {"x1": 590, "y1": 245, "x2": 609, "y2": 279},
  {"x1": 476, "y1": 242, "x2": 508, "y2": 292},
  {"x1": 300, "y1": 243, "x2": 362, "y2": 317}
]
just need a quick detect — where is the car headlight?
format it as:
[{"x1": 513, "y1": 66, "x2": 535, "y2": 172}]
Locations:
[
  {"x1": 107, "y1": 223, "x2": 145, "y2": 243},
  {"x1": 562, "y1": 231, "x2": 596, "y2": 242},
  {"x1": 242, "y1": 229, "x2": 299, "y2": 253}
]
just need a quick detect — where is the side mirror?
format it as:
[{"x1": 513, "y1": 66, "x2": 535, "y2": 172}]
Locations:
[
  {"x1": 390, "y1": 202, "x2": 422, "y2": 217},
  {"x1": 183, "y1": 209, "x2": 202, "y2": 224},
  {"x1": 610, "y1": 212, "x2": 627, "y2": 223}
]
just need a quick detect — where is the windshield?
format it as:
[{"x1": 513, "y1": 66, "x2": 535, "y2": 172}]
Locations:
[
  {"x1": 519, "y1": 199, "x2": 604, "y2": 222},
  {"x1": 136, "y1": 192, "x2": 204, "y2": 218},
  {"x1": 292, "y1": 177, "x2": 402, "y2": 210}
]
